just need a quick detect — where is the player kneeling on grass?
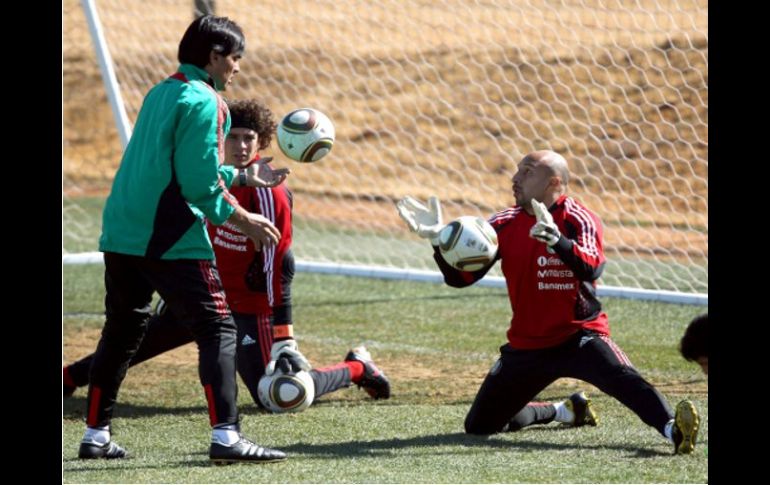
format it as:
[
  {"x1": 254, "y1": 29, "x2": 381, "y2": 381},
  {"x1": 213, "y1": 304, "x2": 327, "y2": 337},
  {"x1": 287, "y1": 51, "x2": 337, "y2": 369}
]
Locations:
[
  {"x1": 396, "y1": 149, "x2": 699, "y2": 454},
  {"x1": 64, "y1": 98, "x2": 390, "y2": 414}
]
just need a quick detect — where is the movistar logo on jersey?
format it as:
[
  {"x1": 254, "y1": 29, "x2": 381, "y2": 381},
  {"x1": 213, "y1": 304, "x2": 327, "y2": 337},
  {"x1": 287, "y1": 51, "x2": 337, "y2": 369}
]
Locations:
[{"x1": 537, "y1": 269, "x2": 574, "y2": 278}]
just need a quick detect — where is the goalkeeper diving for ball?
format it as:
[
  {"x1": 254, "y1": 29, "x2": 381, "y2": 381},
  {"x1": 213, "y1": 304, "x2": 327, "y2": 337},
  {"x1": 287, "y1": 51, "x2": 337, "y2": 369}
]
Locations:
[
  {"x1": 64, "y1": 99, "x2": 390, "y2": 410},
  {"x1": 396, "y1": 150, "x2": 700, "y2": 454}
]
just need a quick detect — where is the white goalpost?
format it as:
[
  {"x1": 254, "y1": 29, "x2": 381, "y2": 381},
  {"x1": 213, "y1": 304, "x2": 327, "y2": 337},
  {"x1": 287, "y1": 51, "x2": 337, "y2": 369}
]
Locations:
[{"x1": 64, "y1": 0, "x2": 707, "y2": 306}]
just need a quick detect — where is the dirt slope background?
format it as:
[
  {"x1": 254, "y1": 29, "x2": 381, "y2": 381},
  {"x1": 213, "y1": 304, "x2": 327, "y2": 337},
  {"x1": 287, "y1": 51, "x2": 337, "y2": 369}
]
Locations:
[{"x1": 63, "y1": 0, "x2": 707, "y2": 289}]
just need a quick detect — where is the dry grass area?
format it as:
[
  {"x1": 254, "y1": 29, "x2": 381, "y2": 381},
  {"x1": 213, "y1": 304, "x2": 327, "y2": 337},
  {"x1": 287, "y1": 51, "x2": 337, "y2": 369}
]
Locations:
[
  {"x1": 63, "y1": 0, "x2": 707, "y2": 256},
  {"x1": 64, "y1": 323, "x2": 706, "y2": 407}
]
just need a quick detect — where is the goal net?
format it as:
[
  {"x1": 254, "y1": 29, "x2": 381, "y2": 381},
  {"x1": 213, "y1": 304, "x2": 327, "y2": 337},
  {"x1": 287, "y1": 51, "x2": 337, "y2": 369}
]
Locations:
[{"x1": 64, "y1": 0, "x2": 707, "y2": 298}]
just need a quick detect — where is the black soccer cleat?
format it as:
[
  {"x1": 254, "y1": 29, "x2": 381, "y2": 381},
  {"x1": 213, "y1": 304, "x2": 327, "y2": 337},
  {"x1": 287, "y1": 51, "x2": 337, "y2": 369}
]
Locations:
[
  {"x1": 345, "y1": 346, "x2": 391, "y2": 400},
  {"x1": 564, "y1": 391, "x2": 598, "y2": 427},
  {"x1": 78, "y1": 439, "x2": 127, "y2": 459},
  {"x1": 672, "y1": 399, "x2": 700, "y2": 454},
  {"x1": 209, "y1": 436, "x2": 287, "y2": 465}
]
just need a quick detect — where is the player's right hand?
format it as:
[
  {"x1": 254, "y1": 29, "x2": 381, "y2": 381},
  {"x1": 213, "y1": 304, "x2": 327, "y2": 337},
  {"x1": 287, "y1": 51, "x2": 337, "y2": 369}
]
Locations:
[
  {"x1": 232, "y1": 211, "x2": 280, "y2": 250},
  {"x1": 395, "y1": 196, "x2": 444, "y2": 245}
]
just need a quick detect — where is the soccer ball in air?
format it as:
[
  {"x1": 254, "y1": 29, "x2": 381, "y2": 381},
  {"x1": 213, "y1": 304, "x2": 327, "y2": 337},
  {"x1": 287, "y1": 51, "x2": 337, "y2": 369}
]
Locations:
[
  {"x1": 257, "y1": 357, "x2": 315, "y2": 413},
  {"x1": 276, "y1": 108, "x2": 335, "y2": 162},
  {"x1": 438, "y1": 216, "x2": 499, "y2": 272}
]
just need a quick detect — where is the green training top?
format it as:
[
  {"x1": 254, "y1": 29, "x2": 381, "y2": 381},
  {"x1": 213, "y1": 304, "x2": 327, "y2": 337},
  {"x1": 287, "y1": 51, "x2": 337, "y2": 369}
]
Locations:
[{"x1": 99, "y1": 63, "x2": 238, "y2": 260}]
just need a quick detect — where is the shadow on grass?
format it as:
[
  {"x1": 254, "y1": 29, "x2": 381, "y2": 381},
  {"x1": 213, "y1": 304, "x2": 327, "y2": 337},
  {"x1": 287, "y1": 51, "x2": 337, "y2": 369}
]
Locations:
[
  {"x1": 63, "y1": 396, "x2": 211, "y2": 420},
  {"x1": 62, "y1": 432, "x2": 669, "y2": 473},
  {"x1": 281, "y1": 431, "x2": 672, "y2": 458},
  {"x1": 62, "y1": 455, "x2": 223, "y2": 472}
]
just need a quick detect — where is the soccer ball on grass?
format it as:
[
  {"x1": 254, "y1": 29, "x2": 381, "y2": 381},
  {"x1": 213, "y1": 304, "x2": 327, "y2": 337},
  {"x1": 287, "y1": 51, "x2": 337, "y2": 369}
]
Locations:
[{"x1": 257, "y1": 356, "x2": 315, "y2": 413}]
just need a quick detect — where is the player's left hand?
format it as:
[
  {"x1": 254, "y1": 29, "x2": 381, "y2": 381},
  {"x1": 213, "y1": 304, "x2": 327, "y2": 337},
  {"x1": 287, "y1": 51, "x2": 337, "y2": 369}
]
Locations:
[
  {"x1": 245, "y1": 157, "x2": 290, "y2": 188},
  {"x1": 265, "y1": 339, "x2": 311, "y2": 376},
  {"x1": 529, "y1": 199, "x2": 560, "y2": 246}
]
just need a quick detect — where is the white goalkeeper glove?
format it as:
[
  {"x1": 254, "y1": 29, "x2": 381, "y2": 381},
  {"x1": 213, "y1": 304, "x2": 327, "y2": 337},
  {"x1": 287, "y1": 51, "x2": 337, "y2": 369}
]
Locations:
[
  {"x1": 529, "y1": 199, "x2": 561, "y2": 247},
  {"x1": 264, "y1": 339, "x2": 311, "y2": 376},
  {"x1": 395, "y1": 196, "x2": 444, "y2": 245}
]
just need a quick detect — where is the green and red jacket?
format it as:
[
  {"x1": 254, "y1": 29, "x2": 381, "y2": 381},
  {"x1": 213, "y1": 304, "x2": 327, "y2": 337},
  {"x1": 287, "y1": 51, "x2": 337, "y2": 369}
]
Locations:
[{"x1": 99, "y1": 63, "x2": 238, "y2": 260}]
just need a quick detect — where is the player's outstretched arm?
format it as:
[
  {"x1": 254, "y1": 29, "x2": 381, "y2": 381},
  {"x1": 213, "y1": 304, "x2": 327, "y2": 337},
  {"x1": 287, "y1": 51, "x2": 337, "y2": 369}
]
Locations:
[
  {"x1": 238, "y1": 157, "x2": 291, "y2": 188},
  {"x1": 432, "y1": 246, "x2": 495, "y2": 288},
  {"x1": 396, "y1": 196, "x2": 444, "y2": 245}
]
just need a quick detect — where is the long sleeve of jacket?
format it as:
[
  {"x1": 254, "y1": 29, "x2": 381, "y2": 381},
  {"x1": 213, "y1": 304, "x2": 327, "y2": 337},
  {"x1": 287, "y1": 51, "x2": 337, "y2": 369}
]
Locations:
[
  {"x1": 174, "y1": 94, "x2": 238, "y2": 226},
  {"x1": 219, "y1": 164, "x2": 236, "y2": 188},
  {"x1": 549, "y1": 199, "x2": 605, "y2": 282},
  {"x1": 433, "y1": 245, "x2": 498, "y2": 287}
]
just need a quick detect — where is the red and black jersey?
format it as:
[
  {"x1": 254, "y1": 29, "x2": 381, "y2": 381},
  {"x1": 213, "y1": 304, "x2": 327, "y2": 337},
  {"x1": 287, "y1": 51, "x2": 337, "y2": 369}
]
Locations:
[
  {"x1": 436, "y1": 194, "x2": 610, "y2": 349},
  {"x1": 207, "y1": 158, "x2": 293, "y2": 316}
]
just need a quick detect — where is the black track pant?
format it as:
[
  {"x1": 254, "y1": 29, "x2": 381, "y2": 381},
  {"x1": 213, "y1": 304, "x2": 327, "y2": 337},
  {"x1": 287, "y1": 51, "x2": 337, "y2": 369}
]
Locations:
[
  {"x1": 68, "y1": 309, "x2": 351, "y2": 409},
  {"x1": 229, "y1": 312, "x2": 352, "y2": 404},
  {"x1": 465, "y1": 329, "x2": 673, "y2": 436},
  {"x1": 85, "y1": 252, "x2": 239, "y2": 428},
  {"x1": 506, "y1": 403, "x2": 558, "y2": 432}
]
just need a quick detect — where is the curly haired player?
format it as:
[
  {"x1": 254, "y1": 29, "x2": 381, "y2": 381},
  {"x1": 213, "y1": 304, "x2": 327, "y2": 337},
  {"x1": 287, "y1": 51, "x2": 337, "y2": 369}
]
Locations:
[{"x1": 65, "y1": 100, "x2": 389, "y2": 425}]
